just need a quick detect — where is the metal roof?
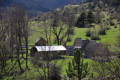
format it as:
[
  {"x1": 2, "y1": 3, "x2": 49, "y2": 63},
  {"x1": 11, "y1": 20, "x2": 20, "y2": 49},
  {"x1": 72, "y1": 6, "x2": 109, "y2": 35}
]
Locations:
[{"x1": 34, "y1": 45, "x2": 66, "y2": 52}]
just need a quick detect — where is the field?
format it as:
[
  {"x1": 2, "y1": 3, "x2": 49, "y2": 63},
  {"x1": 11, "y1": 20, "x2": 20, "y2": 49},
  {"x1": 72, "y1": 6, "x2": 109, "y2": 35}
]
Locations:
[
  {"x1": 1, "y1": 55, "x2": 93, "y2": 80},
  {"x1": 2, "y1": 21, "x2": 119, "y2": 80},
  {"x1": 29, "y1": 21, "x2": 120, "y2": 51}
]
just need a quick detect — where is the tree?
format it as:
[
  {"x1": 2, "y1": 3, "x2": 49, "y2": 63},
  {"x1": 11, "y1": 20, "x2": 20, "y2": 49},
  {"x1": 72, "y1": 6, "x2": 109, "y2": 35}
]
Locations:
[
  {"x1": 9, "y1": 4, "x2": 30, "y2": 72},
  {"x1": 51, "y1": 10, "x2": 74, "y2": 45},
  {"x1": 91, "y1": 44, "x2": 120, "y2": 79},
  {"x1": 110, "y1": 0, "x2": 120, "y2": 6},
  {"x1": 66, "y1": 49, "x2": 89, "y2": 80},
  {"x1": 0, "y1": 8, "x2": 9, "y2": 75},
  {"x1": 76, "y1": 12, "x2": 86, "y2": 28},
  {"x1": 87, "y1": 11, "x2": 95, "y2": 26},
  {"x1": 39, "y1": 12, "x2": 53, "y2": 45}
]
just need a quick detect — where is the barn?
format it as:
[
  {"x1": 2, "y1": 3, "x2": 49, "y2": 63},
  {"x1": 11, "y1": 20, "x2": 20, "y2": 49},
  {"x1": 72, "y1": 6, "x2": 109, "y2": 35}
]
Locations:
[
  {"x1": 31, "y1": 45, "x2": 67, "y2": 60},
  {"x1": 35, "y1": 37, "x2": 46, "y2": 46}
]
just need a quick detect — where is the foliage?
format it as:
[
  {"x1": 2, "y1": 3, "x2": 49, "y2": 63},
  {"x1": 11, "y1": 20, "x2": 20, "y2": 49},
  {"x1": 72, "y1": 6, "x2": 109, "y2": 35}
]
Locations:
[
  {"x1": 91, "y1": 34, "x2": 100, "y2": 40},
  {"x1": 98, "y1": 28, "x2": 106, "y2": 35},
  {"x1": 86, "y1": 28, "x2": 91, "y2": 37},
  {"x1": 90, "y1": 29, "x2": 101, "y2": 40},
  {"x1": 66, "y1": 49, "x2": 89, "y2": 80},
  {"x1": 49, "y1": 66, "x2": 61, "y2": 80},
  {"x1": 87, "y1": 10, "x2": 95, "y2": 24},
  {"x1": 91, "y1": 54, "x2": 120, "y2": 79},
  {"x1": 76, "y1": 12, "x2": 87, "y2": 28}
]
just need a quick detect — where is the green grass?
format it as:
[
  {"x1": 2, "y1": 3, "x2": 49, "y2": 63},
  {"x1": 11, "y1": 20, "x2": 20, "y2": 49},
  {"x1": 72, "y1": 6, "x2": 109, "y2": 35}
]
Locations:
[
  {"x1": 67, "y1": 27, "x2": 89, "y2": 45},
  {"x1": 29, "y1": 21, "x2": 120, "y2": 52},
  {"x1": 1, "y1": 55, "x2": 93, "y2": 80},
  {"x1": 2, "y1": 21, "x2": 119, "y2": 80}
]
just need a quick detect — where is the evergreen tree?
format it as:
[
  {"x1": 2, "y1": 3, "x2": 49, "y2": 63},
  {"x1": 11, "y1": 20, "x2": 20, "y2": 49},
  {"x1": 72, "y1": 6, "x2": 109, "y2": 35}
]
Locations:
[
  {"x1": 87, "y1": 11, "x2": 95, "y2": 24},
  {"x1": 76, "y1": 12, "x2": 86, "y2": 28},
  {"x1": 66, "y1": 49, "x2": 89, "y2": 80}
]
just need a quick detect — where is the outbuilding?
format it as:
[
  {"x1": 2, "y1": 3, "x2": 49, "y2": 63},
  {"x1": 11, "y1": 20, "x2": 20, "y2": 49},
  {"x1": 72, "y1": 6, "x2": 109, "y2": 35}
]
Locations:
[
  {"x1": 31, "y1": 45, "x2": 67, "y2": 60},
  {"x1": 35, "y1": 37, "x2": 46, "y2": 46}
]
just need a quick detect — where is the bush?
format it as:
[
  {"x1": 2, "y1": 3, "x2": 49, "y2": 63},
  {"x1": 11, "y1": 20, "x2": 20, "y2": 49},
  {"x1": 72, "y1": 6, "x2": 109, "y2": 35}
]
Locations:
[
  {"x1": 49, "y1": 66, "x2": 61, "y2": 80},
  {"x1": 86, "y1": 28, "x2": 91, "y2": 37},
  {"x1": 67, "y1": 37, "x2": 72, "y2": 42},
  {"x1": 30, "y1": 57, "x2": 43, "y2": 67},
  {"x1": 91, "y1": 34, "x2": 101, "y2": 40},
  {"x1": 70, "y1": 28, "x2": 74, "y2": 35},
  {"x1": 91, "y1": 30, "x2": 101, "y2": 40},
  {"x1": 90, "y1": 29, "x2": 101, "y2": 40},
  {"x1": 114, "y1": 25, "x2": 117, "y2": 28},
  {"x1": 110, "y1": 21, "x2": 115, "y2": 26},
  {"x1": 105, "y1": 26, "x2": 111, "y2": 30},
  {"x1": 98, "y1": 28, "x2": 106, "y2": 35}
]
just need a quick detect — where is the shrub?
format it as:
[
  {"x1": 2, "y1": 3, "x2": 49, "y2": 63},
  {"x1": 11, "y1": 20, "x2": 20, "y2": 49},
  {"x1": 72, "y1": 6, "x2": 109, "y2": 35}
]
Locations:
[
  {"x1": 90, "y1": 29, "x2": 101, "y2": 40},
  {"x1": 67, "y1": 37, "x2": 72, "y2": 42},
  {"x1": 70, "y1": 28, "x2": 74, "y2": 35},
  {"x1": 98, "y1": 28, "x2": 106, "y2": 35},
  {"x1": 49, "y1": 66, "x2": 61, "y2": 80},
  {"x1": 110, "y1": 21, "x2": 115, "y2": 26},
  {"x1": 105, "y1": 26, "x2": 111, "y2": 30},
  {"x1": 91, "y1": 34, "x2": 101, "y2": 40},
  {"x1": 30, "y1": 57, "x2": 43, "y2": 67},
  {"x1": 86, "y1": 28, "x2": 91, "y2": 37},
  {"x1": 91, "y1": 30, "x2": 101, "y2": 40},
  {"x1": 114, "y1": 25, "x2": 117, "y2": 28}
]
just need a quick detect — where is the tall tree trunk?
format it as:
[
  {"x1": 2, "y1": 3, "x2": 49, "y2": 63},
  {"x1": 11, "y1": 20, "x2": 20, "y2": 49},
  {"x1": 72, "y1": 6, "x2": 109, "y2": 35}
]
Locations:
[
  {"x1": 17, "y1": 33, "x2": 23, "y2": 73},
  {"x1": 25, "y1": 35, "x2": 29, "y2": 69},
  {"x1": 17, "y1": 46, "x2": 23, "y2": 73},
  {"x1": 47, "y1": 52, "x2": 50, "y2": 80},
  {"x1": 57, "y1": 36, "x2": 59, "y2": 45}
]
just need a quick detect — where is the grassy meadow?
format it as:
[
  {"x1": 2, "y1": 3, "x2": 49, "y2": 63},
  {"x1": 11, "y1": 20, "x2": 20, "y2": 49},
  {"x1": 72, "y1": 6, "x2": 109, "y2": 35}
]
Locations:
[
  {"x1": 2, "y1": 21, "x2": 119, "y2": 80},
  {"x1": 1, "y1": 55, "x2": 94, "y2": 80},
  {"x1": 29, "y1": 21, "x2": 120, "y2": 51}
]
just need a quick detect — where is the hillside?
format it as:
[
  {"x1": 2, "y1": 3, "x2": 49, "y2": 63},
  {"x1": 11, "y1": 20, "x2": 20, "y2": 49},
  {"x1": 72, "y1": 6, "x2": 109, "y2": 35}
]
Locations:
[
  {"x1": 1, "y1": 0, "x2": 120, "y2": 80},
  {"x1": 32, "y1": 0, "x2": 120, "y2": 50},
  {"x1": 0, "y1": 0, "x2": 12, "y2": 7},
  {"x1": 0, "y1": 0, "x2": 83, "y2": 12}
]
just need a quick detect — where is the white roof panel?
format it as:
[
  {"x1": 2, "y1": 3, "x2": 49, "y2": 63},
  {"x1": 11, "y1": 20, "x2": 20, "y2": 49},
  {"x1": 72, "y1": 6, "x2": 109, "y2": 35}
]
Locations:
[{"x1": 35, "y1": 45, "x2": 66, "y2": 52}]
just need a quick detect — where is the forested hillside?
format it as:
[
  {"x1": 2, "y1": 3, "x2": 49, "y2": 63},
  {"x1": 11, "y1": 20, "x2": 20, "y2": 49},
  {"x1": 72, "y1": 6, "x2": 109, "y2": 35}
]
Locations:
[
  {"x1": 0, "y1": 0, "x2": 12, "y2": 6},
  {"x1": 0, "y1": 0, "x2": 83, "y2": 12}
]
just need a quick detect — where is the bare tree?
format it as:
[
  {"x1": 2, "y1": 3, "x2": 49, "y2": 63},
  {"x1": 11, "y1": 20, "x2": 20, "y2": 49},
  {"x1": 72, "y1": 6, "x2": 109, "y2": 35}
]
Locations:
[
  {"x1": 40, "y1": 12, "x2": 53, "y2": 45},
  {"x1": 0, "y1": 7, "x2": 11, "y2": 75},
  {"x1": 0, "y1": 7, "x2": 16, "y2": 78},
  {"x1": 51, "y1": 10, "x2": 74, "y2": 45},
  {"x1": 9, "y1": 4, "x2": 30, "y2": 72}
]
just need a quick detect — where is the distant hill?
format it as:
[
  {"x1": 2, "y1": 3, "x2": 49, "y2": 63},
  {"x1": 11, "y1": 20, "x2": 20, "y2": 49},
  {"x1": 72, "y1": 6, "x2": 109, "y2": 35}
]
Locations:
[
  {"x1": 0, "y1": 0, "x2": 12, "y2": 7},
  {"x1": 0, "y1": 0, "x2": 83, "y2": 12}
]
